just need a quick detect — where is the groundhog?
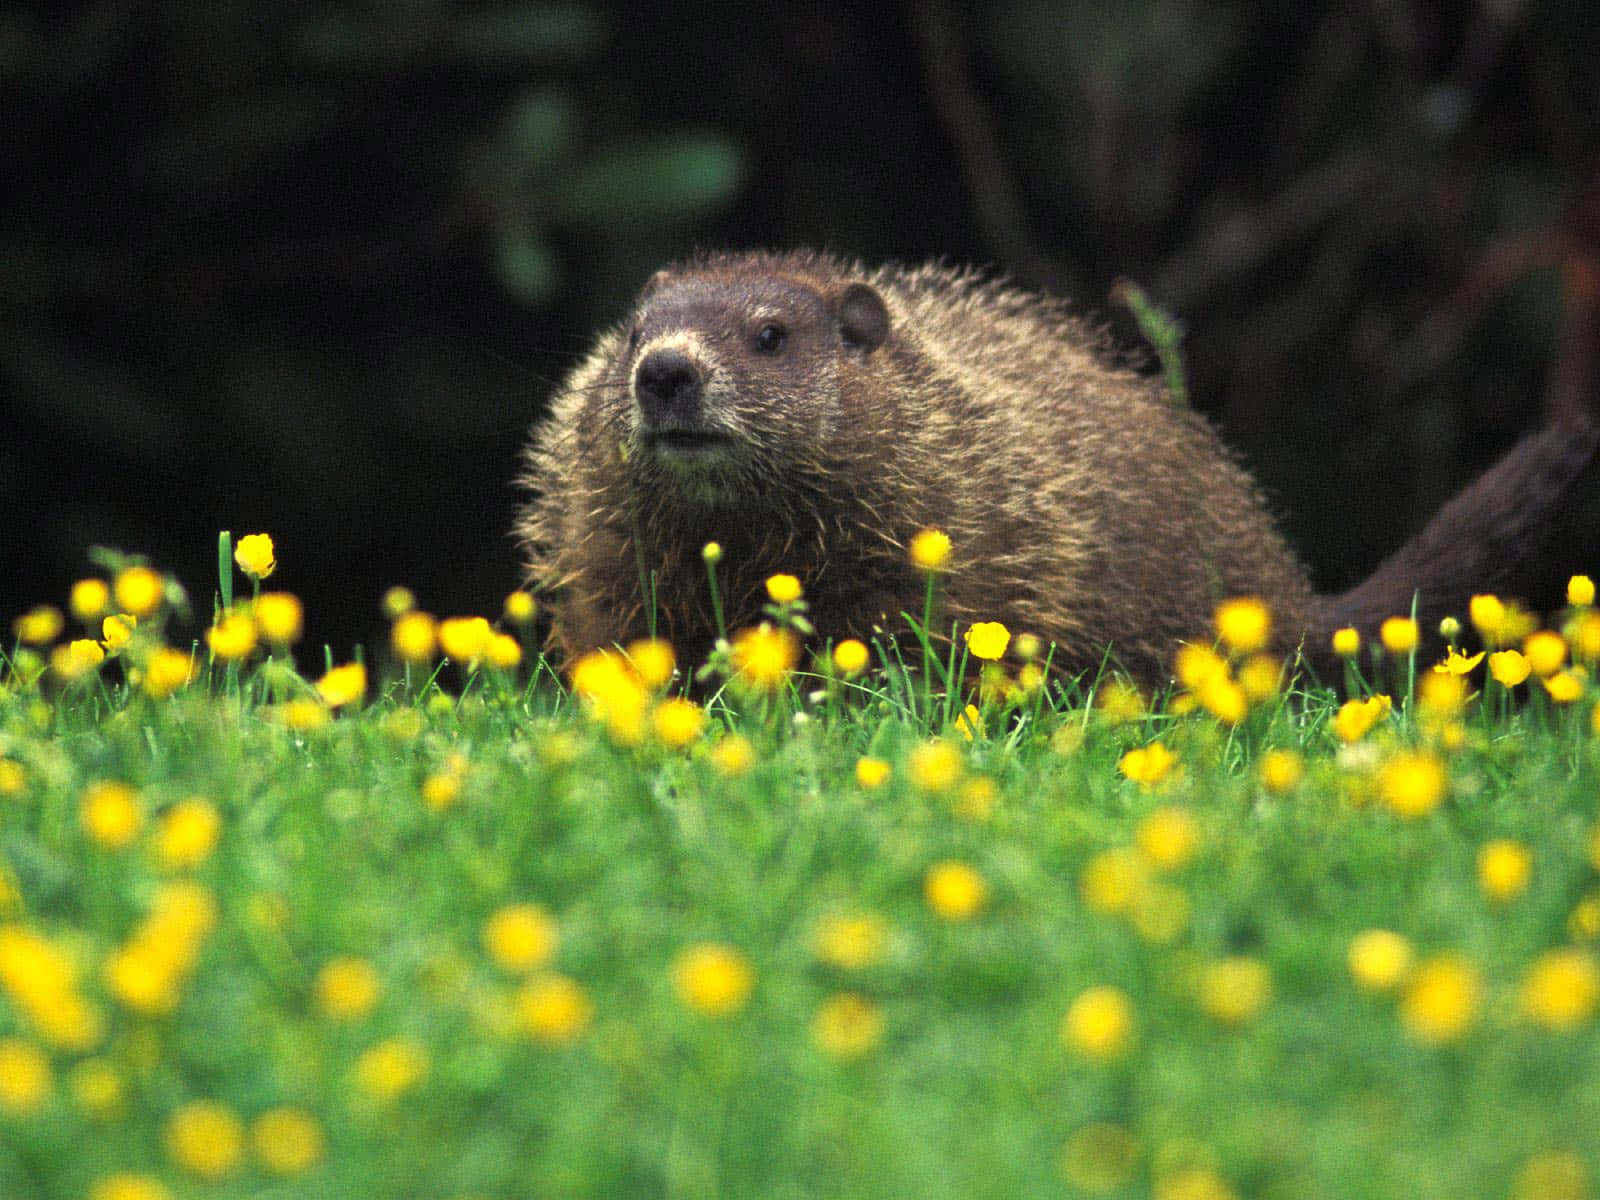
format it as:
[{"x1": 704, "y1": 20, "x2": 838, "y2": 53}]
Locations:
[{"x1": 517, "y1": 249, "x2": 1598, "y2": 684}]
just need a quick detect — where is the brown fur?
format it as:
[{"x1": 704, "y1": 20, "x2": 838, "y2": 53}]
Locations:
[{"x1": 517, "y1": 249, "x2": 1596, "y2": 683}]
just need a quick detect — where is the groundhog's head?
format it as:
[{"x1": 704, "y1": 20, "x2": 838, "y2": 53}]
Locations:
[{"x1": 613, "y1": 263, "x2": 890, "y2": 504}]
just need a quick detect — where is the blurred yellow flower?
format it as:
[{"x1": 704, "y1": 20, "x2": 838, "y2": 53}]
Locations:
[
  {"x1": 1380, "y1": 616, "x2": 1418, "y2": 654},
  {"x1": 274, "y1": 699, "x2": 330, "y2": 731},
  {"x1": 1135, "y1": 807, "x2": 1200, "y2": 871},
  {"x1": 730, "y1": 623, "x2": 800, "y2": 692},
  {"x1": 1174, "y1": 642, "x2": 1227, "y2": 690},
  {"x1": 570, "y1": 650, "x2": 648, "y2": 744},
  {"x1": 1569, "y1": 575, "x2": 1595, "y2": 607},
  {"x1": 51, "y1": 638, "x2": 106, "y2": 682},
  {"x1": 391, "y1": 611, "x2": 438, "y2": 663},
  {"x1": 88, "y1": 1175, "x2": 171, "y2": 1200},
  {"x1": 516, "y1": 973, "x2": 593, "y2": 1045},
  {"x1": 765, "y1": 573, "x2": 803, "y2": 604},
  {"x1": 1333, "y1": 695, "x2": 1389, "y2": 742},
  {"x1": 315, "y1": 662, "x2": 366, "y2": 708},
  {"x1": 13, "y1": 605, "x2": 63, "y2": 645},
  {"x1": 1511, "y1": 1151, "x2": 1589, "y2": 1200},
  {"x1": 1258, "y1": 748, "x2": 1305, "y2": 794},
  {"x1": 855, "y1": 756, "x2": 891, "y2": 789},
  {"x1": 503, "y1": 590, "x2": 537, "y2": 624},
  {"x1": 156, "y1": 798, "x2": 222, "y2": 871},
  {"x1": 0, "y1": 760, "x2": 24, "y2": 796},
  {"x1": 0, "y1": 1037, "x2": 51, "y2": 1114},
  {"x1": 1155, "y1": 1168, "x2": 1239, "y2": 1200},
  {"x1": 314, "y1": 957, "x2": 380, "y2": 1021},
  {"x1": 1378, "y1": 751, "x2": 1447, "y2": 819},
  {"x1": 1214, "y1": 597, "x2": 1270, "y2": 654},
  {"x1": 1399, "y1": 953, "x2": 1479, "y2": 1045},
  {"x1": 1061, "y1": 985, "x2": 1135, "y2": 1060},
  {"x1": 354, "y1": 1037, "x2": 429, "y2": 1101},
  {"x1": 420, "y1": 771, "x2": 460, "y2": 811},
  {"x1": 832, "y1": 638, "x2": 870, "y2": 676},
  {"x1": 233, "y1": 533, "x2": 276, "y2": 580},
  {"x1": 652, "y1": 697, "x2": 705, "y2": 748},
  {"x1": 1524, "y1": 630, "x2": 1567, "y2": 676},
  {"x1": 924, "y1": 860, "x2": 988, "y2": 920},
  {"x1": 1096, "y1": 679, "x2": 1145, "y2": 724},
  {"x1": 1119, "y1": 742, "x2": 1177, "y2": 787},
  {"x1": 1195, "y1": 675, "x2": 1248, "y2": 725},
  {"x1": 69, "y1": 1059, "x2": 124, "y2": 1120},
  {"x1": 1079, "y1": 847, "x2": 1149, "y2": 916},
  {"x1": 101, "y1": 613, "x2": 136, "y2": 653},
  {"x1": 908, "y1": 527, "x2": 951, "y2": 571},
  {"x1": 1347, "y1": 929, "x2": 1413, "y2": 992},
  {"x1": 1518, "y1": 949, "x2": 1599, "y2": 1032},
  {"x1": 142, "y1": 648, "x2": 195, "y2": 699},
  {"x1": 381, "y1": 586, "x2": 415, "y2": 618},
  {"x1": 1543, "y1": 670, "x2": 1584, "y2": 704},
  {"x1": 1331, "y1": 626, "x2": 1360, "y2": 657},
  {"x1": 205, "y1": 611, "x2": 257, "y2": 661},
  {"x1": 438, "y1": 616, "x2": 493, "y2": 662},
  {"x1": 165, "y1": 1100, "x2": 244, "y2": 1179},
  {"x1": 811, "y1": 991, "x2": 884, "y2": 1059},
  {"x1": 69, "y1": 578, "x2": 110, "y2": 622},
  {"x1": 1470, "y1": 593, "x2": 1507, "y2": 643},
  {"x1": 671, "y1": 943, "x2": 753, "y2": 1017},
  {"x1": 625, "y1": 638, "x2": 676, "y2": 690},
  {"x1": 82, "y1": 781, "x2": 143, "y2": 850},
  {"x1": 485, "y1": 632, "x2": 522, "y2": 669},
  {"x1": 1488, "y1": 649, "x2": 1532, "y2": 687},
  {"x1": 113, "y1": 567, "x2": 164, "y2": 618},
  {"x1": 1236, "y1": 654, "x2": 1282, "y2": 701},
  {"x1": 964, "y1": 621, "x2": 1011, "y2": 661},
  {"x1": 710, "y1": 734, "x2": 755, "y2": 777},
  {"x1": 483, "y1": 903, "x2": 558, "y2": 973},
  {"x1": 251, "y1": 1106, "x2": 325, "y2": 1176},
  {"x1": 1196, "y1": 956, "x2": 1272, "y2": 1024},
  {"x1": 0, "y1": 926, "x2": 104, "y2": 1051},
  {"x1": 908, "y1": 740, "x2": 962, "y2": 792},
  {"x1": 1478, "y1": 839, "x2": 1532, "y2": 903},
  {"x1": 810, "y1": 913, "x2": 889, "y2": 970},
  {"x1": 254, "y1": 592, "x2": 303, "y2": 644},
  {"x1": 1060, "y1": 1123, "x2": 1140, "y2": 1194}
]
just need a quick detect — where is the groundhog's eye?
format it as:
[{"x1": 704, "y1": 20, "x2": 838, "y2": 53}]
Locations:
[{"x1": 755, "y1": 323, "x2": 786, "y2": 354}]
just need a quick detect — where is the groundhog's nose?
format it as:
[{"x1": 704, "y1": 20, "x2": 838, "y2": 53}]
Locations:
[{"x1": 634, "y1": 348, "x2": 702, "y2": 426}]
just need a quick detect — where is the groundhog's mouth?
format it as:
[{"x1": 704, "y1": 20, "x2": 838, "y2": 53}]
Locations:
[{"x1": 643, "y1": 429, "x2": 735, "y2": 458}]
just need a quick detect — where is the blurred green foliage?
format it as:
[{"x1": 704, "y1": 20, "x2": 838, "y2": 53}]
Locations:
[{"x1": 3, "y1": 1, "x2": 1598, "y2": 652}]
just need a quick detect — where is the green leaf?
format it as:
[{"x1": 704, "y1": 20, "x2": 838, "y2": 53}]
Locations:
[
  {"x1": 554, "y1": 134, "x2": 745, "y2": 230},
  {"x1": 493, "y1": 224, "x2": 560, "y2": 302}
]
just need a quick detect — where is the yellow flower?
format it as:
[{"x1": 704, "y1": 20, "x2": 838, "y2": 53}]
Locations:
[
  {"x1": 1195, "y1": 675, "x2": 1248, "y2": 725},
  {"x1": 1257, "y1": 748, "x2": 1304, "y2": 794},
  {"x1": 1079, "y1": 847, "x2": 1149, "y2": 916},
  {"x1": 315, "y1": 662, "x2": 366, "y2": 708},
  {"x1": 1433, "y1": 647, "x2": 1484, "y2": 676},
  {"x1": 1379, "y1": 616, "x2": 1418, "y2": 654},
  {"x1": 907, "y1": 740, "x2": 962, "y2": 792},
  {"x1": 273, "y1": 699, "x2": 330, "y2": 731},
  {"x1": 1154, "y1": 1168, "x2": 1239, "y2": 1200},
  {"x1": 570, "y1": 649, "x2": 649, "y2": 744},
  {"x1": 1236, "y1": 653, "x2": 1282, "y2": 701},
  {"x1": 810, "y1": 913, "x2": 889, "y2": 970},
  {"x1": 729, "y1": 623, "x2": 800, "y2": 692},
  {"x1": 1488, "y1": 649, "x2": 1532, "y2": 687},
  {"x1": 206, "y1": 611, "x2": 258, "y2": 661},
  {"x1": 1573, "y1": 614, "x2": 1600, "y2": 664},
  {"x1": 82, "y1": 781, "x2": 143, "y2": 850},
  {"x1": 1118, "y1": 742, "x2": 1177, "y2": 787},
  {"x1": 101, "y1": 613, "x2": 136, "y2": 653},
  {"x1": 0, "y1": 926, "x2": 103, "y2": 1051},
  {"x1": 251, "y1": 1106, "x2": 325, "y2": 1176},
  {"x1": 1196, "y1": 956, "x2": 1272, "y2": 1024},
  {"x1": 1544, "y1": 670, "x2": 1585, "y2": 704},
  {"x1": 652, "y1": 697, "x2": 705, "y2": 748},
  {"x1": 0, "y1": 1037, "x2": 51, "y2": 1114},
  {"x1": 811, "y1": 992, "x2": 884, "y2": 1059},
  {"x1": 390, "y1": 611, "x2": 438, "y2": 663},
  {"x1": 1060, "y1": 985, "x2": 1135, "y2": 1060},
  {"x1": 381, "y1": 586, "x2": 416, "y2": 618},
  {"x1": 953, "y1": 775, "x2": 997, "y2": 821},
  {"x1": 484, "y1": 632, "x2": 522, "y2": 669},
  {"x1": 765, "y1": 573, "x2": 803, "y2": 604},
  {"x1": 1135, "y1": 807, "x2": 1200, "y2": 871},
  {"x1": 0, "y1": 760, "x2": 24, "y2": 796},
  {"x1": 1378, "y1": 751, "x2": 1448, "y2": 819},
  {"x1": 88, "y1": 1175, "x2": 172, "y2": 1200},
  {"x1": 954, "y1": 702, "x2": 983, "y2": 741},
  {"x1": 923, "y1": 860, "x2": 987, "y2": 920},
  {"x1": 516, "y1": 973, "x2": 593, "y2": 1045},
  {"x1": 624, "y1": 638, "x2": 676, "y2": 690},
  {"x1": 908, "y1": 527, "x2": 952, "y2": 571},
  {"x1": 438, "y1": 616, "x2": 493, "y2": 662},
  {"x1": 1060, "y1": 1123, "x2": 1140, "y2": 1194},
  {"x1": 354, "y1": 1037, "x2": 429, "y2": 1100},
  {"x1": 709, "y1": 734, "x2": 755, "y2": 777},
  {"x1": 156, "y1": 798, "x2": 222, "y2": 870},
  {"x1": 253, "y1": 592, "x2": 303, "y2": 644},
  {"x1": 1347, "y1": 929, "x2": 1413, "y2": 991},
  {"x1": 165, "y1": 1100, "x2": 245, "y2": 1179},
  {"x1": 69, "y1": 578, "x2": 110, "y2": 622},
  {"x1": 964, "y1": 621, "x2": 1010, "y2": 661},
  {"x1": 314, "y1": 957, "x2": 380, "y2": 1021},
  {"x1": 1333, "y1": 695, "x2": 1389, "y2": 742},
  {"x1": 69, "y1": 1059, "x2": 124, "y2": 1119},
  {"x1": 1518, "y1": 949, "x2": 1600, "y2": 1031},
  {"x1": 1095, "y1": 679, "x2": 1145, "y2": 724},
  {"x1": 1470, "y1": 593, "x2": 1507, "y2": 643},
  {"x1": 1569, "y1": 575, "x2": 1595, "y2": 607},
  {"x1": 233, "y1": 533, "x2": 276, "y2": 580},
  {"x1": 1524, "y1": 630, "x2": 1568, "y2": 676},
  {"x1": 1331, "y1": 626, "x2": 1360, "y2": 657},
  {"x1": 832, "y1": 638, "x2": 870, "y2": 676},
  {"x1": 419, "y1": 771, "x2": 460, "y2": 811},
  {"x1": 855, "y1": 756, "x2": 892, "y2": 789},
  {"x1": 142, "y1": 648, "x2": 195, "y2": 699},
  {"x1": 12, "y1": 605, "x2": 63, "y2": 645},
  {"x1": 483, "y1": 903, "x2": 558, "y2": 973},
  {"x1": 113, "y1": 567, "x2": 165, "y2": 618},
  {"x1": 503, "y1": 590, "x2": 537, "y2": 624},
  {"x1": 1512, "y1": 1152, "x2": 1590, "y2": 1200},
  {"x1": 51, "y1": 638, "x2": 106, "y2": 681},
  {"x1": 671, "y1": 943, "x2": 753, "y2": 1017},
  {"x1": 1399, "y1": 953, "x2": 1480, "y2": 1045},
  {"x1": 1214, "y1": 597, "x2": 1271, "y2": 654},
  {"x1": 1478, "y1": 839, "x2": 1532, "y2": 903}
]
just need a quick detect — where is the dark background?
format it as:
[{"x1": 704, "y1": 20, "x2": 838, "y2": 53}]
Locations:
[{"x1": 5, "y1": 0, "x2": 1600, "y2": 659}]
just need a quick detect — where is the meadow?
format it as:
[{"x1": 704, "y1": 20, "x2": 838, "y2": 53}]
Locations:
[{"x1": 2, "y1": 533, "x2": 1599, "y2": 1200}]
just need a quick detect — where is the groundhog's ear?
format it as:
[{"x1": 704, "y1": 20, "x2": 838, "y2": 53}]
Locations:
[
  {"x1": 639, "y1": 268, "x2": 674, "y2": 298},
  {"x1": 837, "y1": 283, "x2": 889, "y2": 354}
]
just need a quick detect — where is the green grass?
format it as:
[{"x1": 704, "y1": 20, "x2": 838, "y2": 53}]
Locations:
[{"x1": 3, "y1": 566, "x2": 1600, "y2": 1199}]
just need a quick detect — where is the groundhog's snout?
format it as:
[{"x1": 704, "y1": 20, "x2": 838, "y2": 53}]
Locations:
[{"x1": 634, "y1": 348, "x2": 703, "y2": 428}]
